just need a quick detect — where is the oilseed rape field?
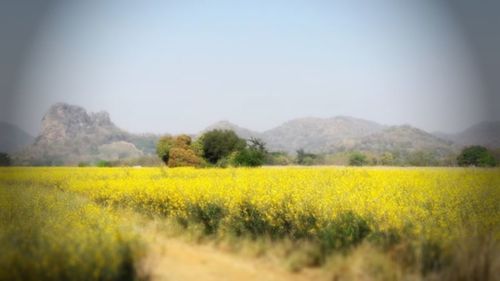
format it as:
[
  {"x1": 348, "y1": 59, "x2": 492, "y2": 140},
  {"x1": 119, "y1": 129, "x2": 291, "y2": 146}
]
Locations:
[{"x1": 1, "y1": 166, "x2": 499, "y2": 280}]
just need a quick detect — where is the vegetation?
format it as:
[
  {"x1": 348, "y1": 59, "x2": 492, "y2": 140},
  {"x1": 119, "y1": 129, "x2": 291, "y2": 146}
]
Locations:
[
  {"x1": 457, "y1": 145, "x2": 497, "y2": 167},
  {"x1": 201, "y1": 129, "x2": 246, "y2": 164},
  {"x1": 349, "y1": 151, "x2": 368, "y2": 166},
  {"x1": 231, "y1": 138, "x2": 268, "y2": 167},
  {"x1": 96, "y1": 160, "x2": 112, "y2": 167},
  {"x1": 296, "y1": 149, "x2": 319, "y2": 165},
  {"x1": 0, "y1": 179, "x2": 141, "y2": 281},
  {"x1": 4, "y1": 165, "x2": 500, "y2": 274},
  {"x1": 156, "y1": 134, "x2": 203, "y2": 167},
  {"x1": 1, "y1": 167, "x2": 498, "y2": 279},
  {"x1": 0, "y1": 152, "x2": 11, "y2": 166}
]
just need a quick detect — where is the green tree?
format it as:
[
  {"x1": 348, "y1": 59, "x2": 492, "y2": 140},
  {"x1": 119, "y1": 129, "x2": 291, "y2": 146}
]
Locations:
[
  {"x1": 296, "y1": 149, "x2": 317, "y2": 165},
  {"x1": 349, "y1": 151, "x2": 367, "y2": 166},
  {"x1": 156, "y1": 136, "x2": 174, "y2": 164},
  {"x1": 457, "y1": 146, "x2": 496, "y2": 167},
  {"x1": 380, "y1": 152, "x2": 394, "y2": 166},
  {"x1": 0, "y1": 153, "x2": 11, "y2": 166},
  {"x1": 231, "y1": 138, "x2": 268, "y2": 167},
  {"x1": 201, "y1": 130, "x2": 246, "y2": 164},
  {"x1": 96, "y1": 160, "x2": 111, "y2": 167}
]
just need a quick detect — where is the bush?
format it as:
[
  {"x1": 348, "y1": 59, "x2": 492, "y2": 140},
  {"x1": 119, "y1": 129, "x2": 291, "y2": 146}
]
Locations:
[
  {"x1": 349, "y1": 151, "x2": 368, "y2": 166},
  {"x1": 296, "y1": 149, "x2": 318, "y2": 165},
  {"x1": 457, "y1": 146, "x2": 496, "y2": 167},
  {"x1": 156, "y1": 135, "x2": 174, "y2": 164},
  {"x1": 265, "y1": 152, "x2": 293, "y2": 165},
  {"x1": 201, "y1": 130, "x2": 246, "y2": 164},
  {"x1": 231, "y1": 138, "x2": 267, "y2": 167},
  {"x1": 156, "y1": 135, "x2": 202, "y2": 167},
  {"x1": 0, "y1": 153, "x2": 11, "y2": 166},
  {"x1": 96, "y1": 160, "x2": 111, "y2": 167},
  {"x1": 168, "y1": 147, "x2": 202, "y2": 168}
]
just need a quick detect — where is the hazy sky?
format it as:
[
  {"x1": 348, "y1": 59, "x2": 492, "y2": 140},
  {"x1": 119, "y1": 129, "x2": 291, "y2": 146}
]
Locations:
[{"x1": 1, "y1": 0, "x2": 498, "y2": 135}]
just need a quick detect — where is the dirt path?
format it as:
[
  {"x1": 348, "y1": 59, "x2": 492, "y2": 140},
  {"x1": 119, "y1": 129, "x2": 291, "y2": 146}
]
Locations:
[{"x1": 138, "y1": 220, "x2": 325, "y2": 281}]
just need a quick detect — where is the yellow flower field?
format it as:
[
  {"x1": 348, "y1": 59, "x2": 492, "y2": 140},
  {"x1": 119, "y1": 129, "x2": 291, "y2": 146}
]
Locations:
[{"x1": 2, "y1": 166, "x2": 498, "y2": 245}]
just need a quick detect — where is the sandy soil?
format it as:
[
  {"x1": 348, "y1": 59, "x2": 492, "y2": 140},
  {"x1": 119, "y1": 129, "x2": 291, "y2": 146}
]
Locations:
[{"x1": 138, "y1": 221, "x2": 325, "y2": 281}]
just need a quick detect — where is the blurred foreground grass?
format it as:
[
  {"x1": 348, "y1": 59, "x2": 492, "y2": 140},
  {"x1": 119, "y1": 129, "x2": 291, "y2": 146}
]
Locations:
[{"x1": 0, "y1": 181, "x2": 143, "y2": 281}]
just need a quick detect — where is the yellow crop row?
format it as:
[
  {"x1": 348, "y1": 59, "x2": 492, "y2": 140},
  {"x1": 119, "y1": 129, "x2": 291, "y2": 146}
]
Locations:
[{"x1": 2, "y1": 166, "x2": 498, "y2": 246}]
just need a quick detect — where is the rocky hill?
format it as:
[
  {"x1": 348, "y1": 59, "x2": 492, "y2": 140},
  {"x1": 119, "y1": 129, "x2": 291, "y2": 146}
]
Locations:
[
  {"x1": 201, "y1": 120, "x2": 262, "y2": 140},
  {"x1": 202, "y1": 117, "x2": 462, "y2": 164},
  {"x1": 15, "y1": 103, "x2": 496, "y2": 165},
  {"x1": 0, "y1": 122, "x2": 34, "y2": 154},
  {"x1": 15, "y1": 103, "x2": 159, "y2": 165},
  {"x1": 261, "y1": 116, "x2": 385, "y2": 153},
  {"x1": 353, "y1": 125, "x2": 456, "y2": 157}
]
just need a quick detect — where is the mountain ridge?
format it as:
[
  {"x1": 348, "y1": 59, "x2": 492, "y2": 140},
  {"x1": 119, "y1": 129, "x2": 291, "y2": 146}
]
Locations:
[{"x1": 10, "y1": 103, "x2": 500, "y2": 165}]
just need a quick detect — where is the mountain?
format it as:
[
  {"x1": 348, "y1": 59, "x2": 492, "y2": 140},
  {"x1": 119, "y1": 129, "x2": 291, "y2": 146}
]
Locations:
[
  {"x1": 15, "y1": 103, "x2": 159, "y2": 165},
  {"x1": 261, "y1": 116, "x2": 386, "y2": 153},
  {"x1": 0, "y1": 122, "x2": 34, "y2": 153},
  {"x1": 201, "y1": 118, "x2": 458, "y2": 160},
  {"x1": 17, "y1": 102, "x2": 479, "y2": 165},
  {"x1": 201, "y1": 120, "x2": 262, "y2": 140},
  {"x1": 353, "y1": 125, "x2": 456, "y2": 157},
  {"x1": 442, "y1": 121, "x2": 500, "y2": 148}
]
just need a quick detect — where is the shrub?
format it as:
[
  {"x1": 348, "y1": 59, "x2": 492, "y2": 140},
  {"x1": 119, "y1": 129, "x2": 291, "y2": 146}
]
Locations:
[
  {"x1": 156, "y1": 135, "x2": 174, "y2": 164},
  {"x1": 201, "y1": 130, "x2": 246, "y2": 164},
  {"x1": 296, "y1": 149, "x2": 318, "y2": 165},
  {"x1": 231, "y1": 138, "x2": 268, "y2": 167},
  {"x1": 168, "y1": 147, "x2": 202, "y2": 168},
  {"x1": 156, "y1": 135, "x2": 203, "y2": 167},
  {"x1": 349, "y1": 151, "x2": 368, "y2": 166},
  {"x1": 0, "y1": 153, "x2": 11, "y2": 166},
  {"x1": 266, "y1": 152, "x2": 293, "y2": 165},
  {"x1": 96, "y1": 160, "x2": 111, "y2": 167},
  {"x1": 457, "y1": 146, "x2": 496, "y2": 167}
]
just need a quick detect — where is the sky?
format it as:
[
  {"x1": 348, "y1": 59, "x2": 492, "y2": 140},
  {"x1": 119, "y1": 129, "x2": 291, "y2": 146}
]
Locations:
[{"x1": 1, "y1": 0, "x2": 498, "y2": 135}]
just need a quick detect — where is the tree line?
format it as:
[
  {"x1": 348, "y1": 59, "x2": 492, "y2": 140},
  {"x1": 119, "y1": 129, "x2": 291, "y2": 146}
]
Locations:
[
  {"x1": 0, "y1": 129, "x2": 496, "y2": 167},
  {"x1": 152, "y1": 129, "x2": 498, "y2": 168}
]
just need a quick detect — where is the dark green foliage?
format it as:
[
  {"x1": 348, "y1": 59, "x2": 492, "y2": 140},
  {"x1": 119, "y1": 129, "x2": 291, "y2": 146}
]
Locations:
[
  {"x1": 228, "y1": 202, "x2": 274, "y2": 238},
  {"x1": 231, "y1": 138, "x2": 268, "y2": 167},
  {"x1": 315, "y1": 212, "x2": 371, "y2": 257},
  {"x1": 156, "y1": 136, "x2": 174, "y2": 164},
  {"x1": 201, "y1": 130, "x2": 246, "y2": 164},
  {"x1": 457, "y1": 146, "x2": 496, "y2": 167},
  {"x1": 349, "y1": 151, "x2": 368, "y2": 166},
  {"x1": 367, "y1": 229, "x2": 402, "y2": 250},
  {"x1": 96, "y1": 160, "x2": 111, "y2": 167},
  {"x1": 0, "y1": 153, "x2": 11, "y2": 166},
  {"x1": 296, "y1": 149, "x2": 318, "y2": 165},
  {"x1": 186, "y1": 203, "x2": 227, "y2": 235}
]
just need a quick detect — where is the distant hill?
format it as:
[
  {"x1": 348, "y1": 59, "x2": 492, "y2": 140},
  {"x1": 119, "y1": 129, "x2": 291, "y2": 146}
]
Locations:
[
  {"x1": 0, "y1": 122, "x2": 34, "y2": 154},
  {"x1": 353, "y1": 125, "x2": 457, "y2": 157},
  {"x1": 438, "y1": 121, "x2": 500, "y2": 148},
  {"x1": 201, "y1": 117, "x2": 458, "y2": 160},
  {"x1": 17, "y1": 103, "x2": 499, "y2": 165},
  {"x1": 261, "y1": 116, "x2": 385, "y2": 153},
  {"x1": 15, "y1": 103, "x2": 159, "y2": 165},
  {"x1": 201, "y1": 120, "x2": 262, "y2": 140}
]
